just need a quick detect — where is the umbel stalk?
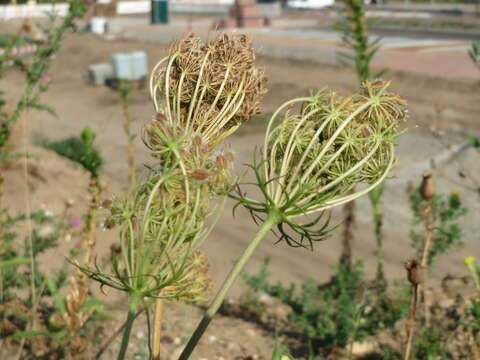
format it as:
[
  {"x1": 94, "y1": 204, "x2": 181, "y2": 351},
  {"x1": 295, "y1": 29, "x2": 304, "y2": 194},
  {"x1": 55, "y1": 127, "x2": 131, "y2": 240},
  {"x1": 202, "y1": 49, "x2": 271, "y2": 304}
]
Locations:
[{"x1": 178, "y1": 212, "x2": 280, "y2": 360}]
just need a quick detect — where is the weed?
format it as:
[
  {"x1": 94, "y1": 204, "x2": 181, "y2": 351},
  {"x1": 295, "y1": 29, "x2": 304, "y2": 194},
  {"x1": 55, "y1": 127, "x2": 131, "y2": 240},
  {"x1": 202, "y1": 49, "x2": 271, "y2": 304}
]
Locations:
[
  {"x1": 243, "y1": 258, "x2": 407, "y2": 357},
  {"x1": 409, "y1": 184, "x2": 467, "y2": 266},
  {"x1": 0, "y1": 209, "x2": 106, "y2": 359},
  {"x1": 41, "y1": 128, "x2": 103, "y2": 178},
  {"x1": 469, "y1": 42, "x2": 480, "y2": 70}
]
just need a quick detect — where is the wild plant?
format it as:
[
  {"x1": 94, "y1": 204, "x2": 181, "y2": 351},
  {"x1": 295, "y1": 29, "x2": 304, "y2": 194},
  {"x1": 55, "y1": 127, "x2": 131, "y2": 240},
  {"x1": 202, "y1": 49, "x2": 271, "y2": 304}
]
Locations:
[
  {"x1": 0, "y1": 208, "x2": 106, "y2": 359},
  {"x1": 336, "y1": 0, "x2": 389, "y2": 286},
  {"x1": 464, "y1": 256, "x2": 480, "y2": 356},
  {"x1": 179, "y1": 79, "x2": 407, "y2": 359},
  {"x1": 243, "y1": 257, "x2": 406, "y2": 357},
  {"x1": 0, "y1": 0, "x2": 90, "y2": 149},
  {"x1": 79, "y1": 33, "x2": 267, "y2": 360},
  {"x1": 469, "y1": 42, "x2": 480, "y2": 69},
  {"x1": 118, "y1": 81, "x2": 137, "y2": 186},
  {"x1": 0, "y1": 128, "x2": 106, "y2": 358},
  {"x1": 409, "y1": 175, "x2": 467, "y2": 267},
  {"x1": 403, "y1": 170, "x2": 466, "y2": 358}
]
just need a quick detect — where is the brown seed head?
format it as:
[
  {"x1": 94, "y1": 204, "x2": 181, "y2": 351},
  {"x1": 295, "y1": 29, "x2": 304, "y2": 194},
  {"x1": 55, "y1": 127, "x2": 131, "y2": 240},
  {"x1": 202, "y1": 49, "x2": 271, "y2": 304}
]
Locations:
[
  {"x1": 156, "y1": 113, "x2": 166, "y2": 122},
  {"x1": 192, "y1": 135, "x2": 203, "y2": 147},
  {"x1": 420, "y1": 172, "x2": 435, "y2": 202},
  {"x1": 101, "y1": 199, "x2": 112, "y2": 209},
  {"x1": 215, "y1": 155, "x2": 227, "y2": 169},
  {"x1": 404, "y1": 259, "x2": 424, "y2": 285}
]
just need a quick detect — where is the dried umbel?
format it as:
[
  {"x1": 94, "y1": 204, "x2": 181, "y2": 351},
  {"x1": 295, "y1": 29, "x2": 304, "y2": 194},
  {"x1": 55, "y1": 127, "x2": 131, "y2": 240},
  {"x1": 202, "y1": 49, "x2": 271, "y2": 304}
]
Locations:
[
  {"x1": 236, "y1": 80, "x2": 407, "y2": 247},
  {"x1": 149, "y1": 33, "x2": 267, "y2": 147}
]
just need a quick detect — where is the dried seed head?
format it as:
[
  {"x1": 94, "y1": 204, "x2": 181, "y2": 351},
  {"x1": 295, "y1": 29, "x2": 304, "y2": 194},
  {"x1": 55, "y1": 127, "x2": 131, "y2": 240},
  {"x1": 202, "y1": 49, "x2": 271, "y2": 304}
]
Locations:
[
  {"x1": 155, "y1": 113, "x2": 166, "y2": 122},
  {"x1": 420, "y1": 172, "x2": 435, "y2": 202},
  {"x1": 149, "y1": 32, "x2": 267, "y2": 147},
  {"x1": 192, "y1": 135, "x2": 203, "y2": 147},
  {"x1": 215, "y1": 155, "x2": 227, "y2": 169},
  {"x1": 101, "y1": 199, "x2": 112, "y2": 209}
]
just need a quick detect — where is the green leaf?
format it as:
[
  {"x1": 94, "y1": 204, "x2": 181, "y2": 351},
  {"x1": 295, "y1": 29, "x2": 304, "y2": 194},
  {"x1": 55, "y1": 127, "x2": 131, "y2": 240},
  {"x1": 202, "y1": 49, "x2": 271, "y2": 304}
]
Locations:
[
  {"x1": 45, "y1": 274, "x2": 67, "y2": 315},
  {"x1": 0, "y1": 256, "x2": 29, "y2": 269}
]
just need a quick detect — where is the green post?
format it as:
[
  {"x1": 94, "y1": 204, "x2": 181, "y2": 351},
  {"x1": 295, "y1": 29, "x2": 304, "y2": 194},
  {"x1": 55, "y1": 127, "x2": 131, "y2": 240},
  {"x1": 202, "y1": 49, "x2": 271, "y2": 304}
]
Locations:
[{"x1": 151, "y1": 0, "x2": 169, "y2": 24}]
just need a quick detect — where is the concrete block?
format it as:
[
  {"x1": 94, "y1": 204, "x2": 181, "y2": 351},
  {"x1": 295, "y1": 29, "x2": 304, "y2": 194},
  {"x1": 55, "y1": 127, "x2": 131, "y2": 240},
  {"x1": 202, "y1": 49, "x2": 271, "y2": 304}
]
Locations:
[{"x1": 88, "y1": 63, "x2": 114, "y2": 86}]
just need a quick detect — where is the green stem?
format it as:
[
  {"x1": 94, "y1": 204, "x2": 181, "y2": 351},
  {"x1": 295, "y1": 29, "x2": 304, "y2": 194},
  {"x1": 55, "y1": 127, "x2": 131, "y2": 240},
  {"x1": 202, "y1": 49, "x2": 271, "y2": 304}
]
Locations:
[
  {"x1": 370, "y1": 183, "x2": 385, "y2": 289},
  {"x1": 117, "y1": 294, "x2": 141, "y2": 360},
  {"x1": 178, "y1": 212, "x2": 280, "y2": 360}
]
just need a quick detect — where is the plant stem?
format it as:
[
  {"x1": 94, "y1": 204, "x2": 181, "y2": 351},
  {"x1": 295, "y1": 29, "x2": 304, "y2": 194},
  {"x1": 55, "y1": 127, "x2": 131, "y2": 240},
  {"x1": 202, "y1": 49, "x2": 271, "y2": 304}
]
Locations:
[
  {"x1": 404, "y1": 283, "x2": 419, "y2": 360},
  {"x1": 152, "y1": 297, "x2": 164, "y2": 360},
  {"x1": 95, "y1": 308, "x2": 144, "y2": 360},
  {"x1": 420, "y1": 202, "x2": 433, "y2": 328},
  {"x1": 371, "y1": 184, "x2": 386, "y2": 290},
  {"x1": 178, "y1": 212, "x2": 280, "y2": 360},
  {"x1": 120, "y1": 82, "x2": 136, "y2": 187},
  {"x1": 117, "y1": 294, "x2": 141, "y2": 360},
  {"x1": 340, "y1": 190, "x2": 355, "y2": 272}
]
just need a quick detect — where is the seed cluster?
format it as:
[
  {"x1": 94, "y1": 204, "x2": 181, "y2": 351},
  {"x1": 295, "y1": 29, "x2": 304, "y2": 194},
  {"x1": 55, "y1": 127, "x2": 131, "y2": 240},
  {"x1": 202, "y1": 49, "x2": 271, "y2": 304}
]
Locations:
[
  {"x1": 83, "y1": 33, "x2": 266, "y2": 303},
  {"x1": 267, "y1": 80, "x2": 407, "y2": 208},
  {"x1": 149, "y1": 33, "x2": 267, "y2": 147}
]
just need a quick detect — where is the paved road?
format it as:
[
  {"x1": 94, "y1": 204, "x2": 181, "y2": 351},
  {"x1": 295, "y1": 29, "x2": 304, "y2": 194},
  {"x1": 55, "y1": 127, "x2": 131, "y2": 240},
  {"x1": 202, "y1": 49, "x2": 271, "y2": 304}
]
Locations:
[{"x1": 111, "y1": 15, "x2": 478, "y2": 78}]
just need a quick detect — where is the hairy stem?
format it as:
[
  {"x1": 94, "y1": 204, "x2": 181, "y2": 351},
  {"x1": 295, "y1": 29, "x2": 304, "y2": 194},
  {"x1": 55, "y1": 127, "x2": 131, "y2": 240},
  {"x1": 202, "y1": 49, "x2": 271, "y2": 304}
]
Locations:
[{"x1": 178, "y1": 212, "x2": 281, "y2": 360}]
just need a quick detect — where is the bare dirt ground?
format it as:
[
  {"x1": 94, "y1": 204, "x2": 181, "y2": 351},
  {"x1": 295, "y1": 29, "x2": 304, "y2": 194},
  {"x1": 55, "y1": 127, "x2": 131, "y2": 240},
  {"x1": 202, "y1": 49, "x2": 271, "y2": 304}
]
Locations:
[{"x1": 1, "y1": 19, "x2": 480, "y2": 359}]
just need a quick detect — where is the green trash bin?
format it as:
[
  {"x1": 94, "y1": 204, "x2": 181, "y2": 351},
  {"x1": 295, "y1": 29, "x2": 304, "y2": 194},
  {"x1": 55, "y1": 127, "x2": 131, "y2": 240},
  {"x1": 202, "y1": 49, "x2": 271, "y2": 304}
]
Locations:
[{"x1": 151, "y1": 0, "x2": 169, "y2": 24}]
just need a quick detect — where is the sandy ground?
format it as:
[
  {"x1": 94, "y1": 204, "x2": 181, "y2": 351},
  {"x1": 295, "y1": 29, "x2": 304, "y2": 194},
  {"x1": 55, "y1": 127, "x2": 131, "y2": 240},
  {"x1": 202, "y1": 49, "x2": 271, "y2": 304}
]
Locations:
[{"x1": 1, "y1": 19, "x2": 480, "y2": 359}]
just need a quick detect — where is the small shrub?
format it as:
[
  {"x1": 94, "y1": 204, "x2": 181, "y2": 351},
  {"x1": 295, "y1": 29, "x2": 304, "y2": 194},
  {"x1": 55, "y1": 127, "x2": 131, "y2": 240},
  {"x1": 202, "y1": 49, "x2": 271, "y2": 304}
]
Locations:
[
  {"x1": 243, "y1": 258, "x2": 406, "y2": 355},
  {"x1": 410, "y1": 189, "x2": 467, "y2": 266},
  {"x1": 41, "y1": 127, "x2": 103, "y2": 178}
]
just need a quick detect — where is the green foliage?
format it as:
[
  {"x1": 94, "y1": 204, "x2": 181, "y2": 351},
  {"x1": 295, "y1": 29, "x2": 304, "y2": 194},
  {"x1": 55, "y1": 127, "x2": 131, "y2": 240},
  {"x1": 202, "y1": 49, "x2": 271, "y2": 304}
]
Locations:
[
  {"x1": 0, "y1": 34, "x2": 30, "y2": 48},
  {"x1": 243, "y1": 258, "x2": 406, "y2": 355},
  {"x1": 334, "y1": 0, "x2": 382, "y2": 83},
  {"x1": 467, "y1": 299, "x2": 480, "y2": 334},
  {"x1": 271, "y1": 335, "x2": 292, "y2": 360},
  {"x1": 42, "y1": 127, "x2": 104, "y2": 177},
  {"x1": 0, "y1": 0, "x2": 90, "y2": 148},
  {"x1": 413, "y1": 329, "x2": 448, "y2": 360},
  {"x1": 468, "y1": 136, "x2": 480, "y2": 149},
  {"x1": 410, "y1": 189, "x2": 467, "y2": 265},
  {"x1": 0, "y1": 208, "x2": 106, "y2": 357},
  {"x1": 0, "y1": 209, "x2": 66, "y2": 301},
  {"x1": 469, "y1": 42, "x2": 480, "y2": 69}
]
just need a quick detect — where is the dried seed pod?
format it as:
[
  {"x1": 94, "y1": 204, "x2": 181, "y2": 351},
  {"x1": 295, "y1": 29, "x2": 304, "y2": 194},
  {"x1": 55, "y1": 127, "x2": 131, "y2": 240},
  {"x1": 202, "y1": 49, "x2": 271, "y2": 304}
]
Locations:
[
  {"x1": 189, "y1": 169, "x2": 210, "y2": 181},
  {"x1": 420, "y1": 172, "x2": 435, "y2": 202},
  {"x1": 404, "y1": 259, "x2": 424, "y2": 285}
]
